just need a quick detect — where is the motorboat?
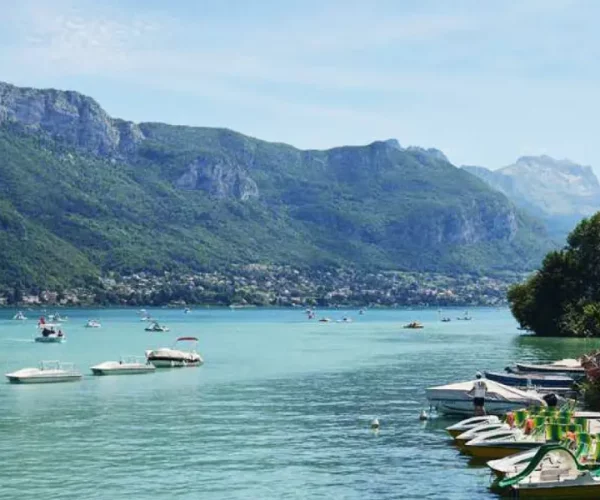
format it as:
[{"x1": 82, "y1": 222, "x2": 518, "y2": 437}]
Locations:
[
  {"x1": 144, "y1": 321, "x2": 170, "y2": 332},
  {"x1": 336, "y1": 317, "x2": 352, "y2": 323},
  {"x1": 35, "y1": 322, "x2": 66, "y2": 343},
  {"x1": 493, "y1": 444, "x2": 600, "y2": 497},
  {"x1": 457, "y1": 311, "x2": 472, "y2": 321},
  {"x1": 13, "y1": 311, "x2": 27, "y2": 320},
  {"x1": 184, "y1": 308, "x2": 191, "y2": 314},
  {"x1": 426, "y1": 378, "x2": 547, "y2": 416},
  {"x1": 441, "y1": 317, "x2": 451, "y2": 322},
  {"x1": 48, "y1": 313, "x2": 67, "y2": 323},
  {"x1": 84, "y1": 319, "x2": 101, "y2": 328},
  {"x1": 6, "y1": 360, "x2": 81, "y2": 383},
  {"x1": 446, "y1": 415, "x2": 501, "y2": 438},
  {"x1": 404, "y1": 321, "x2": 424, "y2": 329},
  {"x1": 145, "y1": 336, "x2": 203, "y2": 368},
  {"x1": 318, "y1": 318, "x2": 331, "y2": 323},
  {"x1": 485, "y1": 370, "x2": 575, "y2": 390},
  {"x1": 511, "y1": 359, "x2": 585, "y2": 377},
  {"x1": 91, "y1": 356, "x2": 156, "y2": 375},
  {"x1": 359, "y1": 309, "x2": 365, "y2": 315}
]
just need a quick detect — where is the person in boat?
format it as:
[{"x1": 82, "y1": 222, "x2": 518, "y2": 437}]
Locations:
[
  {"x1": 468, "y1": 372, "x2": 488, "y2": 416},
  {"x1": 58, "y1": 329, "x2": 63, "y2": 337}
]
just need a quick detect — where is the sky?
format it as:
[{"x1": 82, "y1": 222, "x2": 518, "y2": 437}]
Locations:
[{"x1": 0, "y1": 0, "x2": 599, "y2": 170}]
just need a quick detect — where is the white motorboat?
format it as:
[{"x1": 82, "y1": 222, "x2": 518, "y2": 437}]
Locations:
[
  {"x1": 13, "y1": 311, "x2": 27, "y2": 320},
  {"x1": 6, "y1": 360, "x2": 82, "y2": 383},
  {"x1": 446, "y1": 415, "x2": 501, "y2": 438},
  {"x1": 84, "y1": 319, "x2": 101, "y2": 328},
  {"x1": 48, "y1": 313, "x2": 67, "y2": 323},
  {"x1": 91, "y1": 356, "x2": 155, "y2": 375},
  {"x1": 35, "y1": 322, "x2": 66, "y2": 343},
  {"x1": 426, "y1": 378, "x2": 546, "y2": 416},
  {"x1": 455, "y1": 422, "x2": 511, "y2": 447},
  {"x1": 144, "y1": 321, "x2": 170, "y2": 332},
  {"x1": 146, "y1": 336, "x2": 203, "y2": 368},
  {"x1": 184, "y1": 308, "x2": 191, "y2": 314}
]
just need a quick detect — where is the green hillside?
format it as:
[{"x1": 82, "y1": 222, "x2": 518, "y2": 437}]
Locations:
[{"x1": 0, "y1": 82, "x2": 552, "y2": 289}]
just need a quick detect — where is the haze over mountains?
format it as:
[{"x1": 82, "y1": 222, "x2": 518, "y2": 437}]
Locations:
[
  {"x1": 463, "y1": 156, "x2": 600, "y2": 239},
  {"x1": 0, "y1": 81, "x2": 555, "y2": 288}
]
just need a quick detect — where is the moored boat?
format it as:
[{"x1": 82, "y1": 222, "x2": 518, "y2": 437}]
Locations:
[
  {"x1": 6, "y1": 360, "x2": 81, "y2": 383},
  {"x1": 91, "y1": 356, "x2": 155, "y2": 375},
  {"x1": 485, "y1": 370, "x2": 575, "y2": 390},
  {"x1": 512, "y1": 359, "x2": 585, "y2": 377},
  {"x1": 493, "y1": 444, "x2": 600, "y2": 497},
  {"x1": 426, "y1": 378, "x2": 547, "y2": 416},
  {"x1": 446, "y1": 415, "x2": 501, "y2": 438},
  {"x1": 145, "y1": 336, "x2": 203, "y2": 368},
  {"x1": 404, "y1": 321, "x2": 424, "y2": 329},
  {"x1": 84, "y1": 319, "x2": 101, "y2": 328},
  {"x1": 13, "y1": 311, "x2": 27, "y2": 320}
]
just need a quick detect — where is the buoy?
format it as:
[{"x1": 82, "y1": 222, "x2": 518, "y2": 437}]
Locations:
[
  {"x1": 370, "y1": 418, "x2": 380, "y2": 429},
  {"x1": 419, "y1": 410, "x2": 428, "y2": 421}
]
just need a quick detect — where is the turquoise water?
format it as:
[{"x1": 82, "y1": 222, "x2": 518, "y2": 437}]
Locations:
[{"x1": 1, "y1": 307, "x2": 599, "y2": 499}]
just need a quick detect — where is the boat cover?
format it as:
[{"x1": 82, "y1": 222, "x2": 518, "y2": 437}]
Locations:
[{"x1": 426, "y1": 379, "x2": 546, "y2": 406}]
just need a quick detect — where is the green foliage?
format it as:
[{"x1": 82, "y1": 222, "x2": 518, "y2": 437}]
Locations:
[
  {"x1": 0, "y1": 121, "x2": 552, "y2": 292},
  {"x1": 509, "y1": 213, "x2": 600, "y2": 336}
]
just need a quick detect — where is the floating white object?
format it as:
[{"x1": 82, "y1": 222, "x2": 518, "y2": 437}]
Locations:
[
  {"x1": 371, "y1": 418, "x2": 380, "y2": 429},
  {"x1": 419, "y1": 410, "x2": 428, "y2": 421}
]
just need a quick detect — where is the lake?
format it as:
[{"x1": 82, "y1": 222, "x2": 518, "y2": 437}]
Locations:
[{"x1": 1, "y1": 307, "x2": 599, "y2": 499}]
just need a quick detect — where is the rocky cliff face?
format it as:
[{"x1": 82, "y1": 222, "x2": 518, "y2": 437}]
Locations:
[
  {"x1": 176, "y1": 155, "x2": 259, "y2": 200},
  {"x1": 0, "y1": 82, "x2": 144, "y2": 156},
  {"x1": 463, "y1": 156, "x2": 600, "y2": 239},
  {"x1": 0, "y1": 80, "x2": 551, "y2": 277}
]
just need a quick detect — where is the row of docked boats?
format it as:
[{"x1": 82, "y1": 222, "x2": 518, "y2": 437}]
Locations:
[
  {"x1": 5, "y1": 337, "x2": 203, "y2": 383},
  {"x1": 446, "y1": 407, "x2": 600, "y2": 497},
  {"x1": 426, "y1": 358, "x2": 583, "y2": 415},
  {"x1": 432, "y1": 356, "x2": 600, "y2": 496}
]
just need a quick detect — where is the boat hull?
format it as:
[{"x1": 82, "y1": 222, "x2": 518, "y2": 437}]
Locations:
[
  {"x1": 465, "y1": 442, "x2": 541, "y2": 459},
  {"x1": 34, "y1": 336, "x2": 65, "y2": 343},
  {"x1": 91, "y1": 367, "x2": 154, "y2": 375},
  {"x1": 510, "y1": 483, "x2": 600, "y2": 498},
  {"x1": 430, "y1": 399, "x2": 530, "y2": 416},
  {"x1": 148, "y1": 358, "x2": 202, "y2": 368},
  {"x1": 6, "y1": 374, "x2": 81, "y2": 384},
  {"x1": 515, "y1": 363, "x2": 584, "y2": 376},
  {"x1": 485, "y1": 371, "x2": 574, "y2": 389}
]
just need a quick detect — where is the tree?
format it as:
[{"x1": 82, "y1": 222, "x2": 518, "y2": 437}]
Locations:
[{"x1": 508, "y1": 213, "x2": 600, "y2": 336}]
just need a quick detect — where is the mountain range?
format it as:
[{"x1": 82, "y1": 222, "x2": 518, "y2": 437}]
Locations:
[
  {"x1": 463, "y1": 156, "x2": 600, "y2": 239},
  {"x1": 0, "y1": 81, "x2": 552, "y2": 289}
]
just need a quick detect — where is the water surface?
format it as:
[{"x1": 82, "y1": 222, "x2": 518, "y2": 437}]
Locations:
[{"x1": 0, "y1": 307, "x2": 596, "y2": 499}]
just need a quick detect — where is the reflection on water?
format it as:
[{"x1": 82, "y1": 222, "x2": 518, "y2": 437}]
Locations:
[{"x1": 512, "y1": 334, "x2": 600, "y2": 363}]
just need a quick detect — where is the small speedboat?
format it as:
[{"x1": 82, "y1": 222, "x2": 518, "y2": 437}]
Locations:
[
  {"x1": 336, "y1": 317, "x2": 352, "y2": 323},
  {"x1": 84, "y1": 319, "x2": 101, "y2": 328},
  {"x1": 441, "y1": 317, "x2": 451, "y2": 322},
  {"x1": 35, "y1": 323, "x2": 66, "y2": 343},
  {"x1": 426, "y1": 378, "x2": 546, "y2": 416},
  {"x1": 91, "y1": 356, "x2": 155, "y2": 375},
  {"x1": 184, "y1": 308, "x2": 191, "y2": 314},
  {"x1": 485, "y1": 370, "x2": 575, "y2": 390},
  {"x1": 144, "y1": 321, "x2": 170, "y2": 332},
  {"x1": 512, "y1": 359, "x2": 585, "y2": 377},
  {"x1": 403, "y1": 322, "x2": 424, "y2": 329},
  {"x1": 318, "y1": 318, "x2": 331, "y2": 323},
  {"x1": 13, "y1": 311, "x2": 27, "y2": 320},
  {"x1": 6, "y1": 360, "x2": 81, "y2": 383},
  {"x1": 145, "y1": 336, "x2": 203, "y2": 368},
  {"x1": 48, "y1": 313, "x2": 67, "y2": 323}
]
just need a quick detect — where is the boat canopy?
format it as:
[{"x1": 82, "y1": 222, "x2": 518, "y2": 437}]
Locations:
[{"x1": 426, "y1": 378, "x2": 547, "y2": 405}]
